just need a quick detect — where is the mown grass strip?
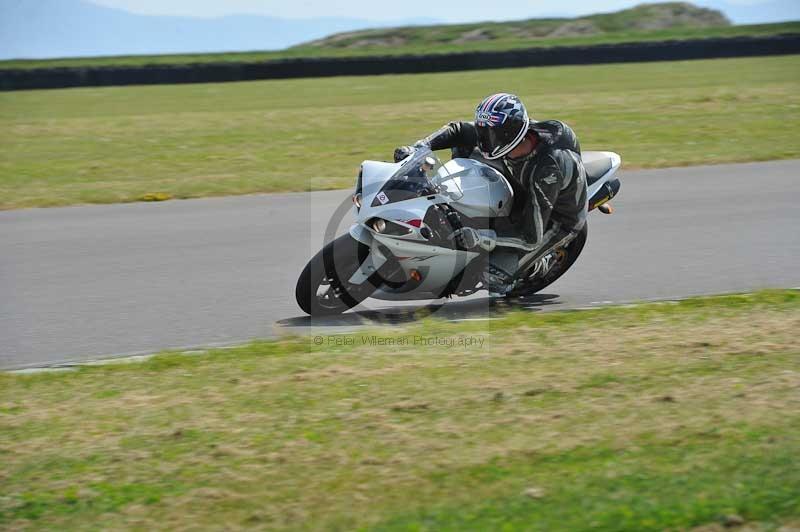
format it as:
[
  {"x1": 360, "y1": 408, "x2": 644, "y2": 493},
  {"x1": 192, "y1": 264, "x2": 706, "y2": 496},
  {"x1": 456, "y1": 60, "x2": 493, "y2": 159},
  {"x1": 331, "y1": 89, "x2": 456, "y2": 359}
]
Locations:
[
  {"x1": 1, "y1": 55, "x2": 799, "y2": 209},
  {"x1": 1, "y1": 290, "x2": 798, "y2": 529}
]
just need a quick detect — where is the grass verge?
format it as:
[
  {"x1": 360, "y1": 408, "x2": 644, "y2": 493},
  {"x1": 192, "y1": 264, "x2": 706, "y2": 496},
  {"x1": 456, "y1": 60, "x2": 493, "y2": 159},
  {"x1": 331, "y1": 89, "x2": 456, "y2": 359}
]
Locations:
[
  {"x1": 1, "y1": 290, "x2": 798, "y2": 530},
  {"x1": 1, "y1": 55, "x2": 799, "y2": 209}
]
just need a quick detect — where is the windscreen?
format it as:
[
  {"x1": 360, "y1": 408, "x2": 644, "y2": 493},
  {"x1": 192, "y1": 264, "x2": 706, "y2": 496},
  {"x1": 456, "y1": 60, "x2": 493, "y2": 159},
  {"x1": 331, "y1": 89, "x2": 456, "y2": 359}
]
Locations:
[{"x1": 371, "y1": 149, "x2": 462, "y2": 207}]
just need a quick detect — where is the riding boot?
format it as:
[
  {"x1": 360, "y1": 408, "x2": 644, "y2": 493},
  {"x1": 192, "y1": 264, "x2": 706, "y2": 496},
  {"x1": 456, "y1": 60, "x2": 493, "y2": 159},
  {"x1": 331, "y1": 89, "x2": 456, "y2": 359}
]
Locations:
[{"x1": 483, "y1": 249, "x2": 520, "y2": 297}]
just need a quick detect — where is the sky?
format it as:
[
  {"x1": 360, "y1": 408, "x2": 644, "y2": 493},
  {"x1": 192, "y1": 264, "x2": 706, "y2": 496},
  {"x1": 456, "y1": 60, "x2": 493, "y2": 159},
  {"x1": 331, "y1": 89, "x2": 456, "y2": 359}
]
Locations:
[
  {"x1": 2, "y1": 0, "x2": 795, "y2": 60},
  {"x1": 86, "y1": 0, "x2": 774, "y2": 23}
]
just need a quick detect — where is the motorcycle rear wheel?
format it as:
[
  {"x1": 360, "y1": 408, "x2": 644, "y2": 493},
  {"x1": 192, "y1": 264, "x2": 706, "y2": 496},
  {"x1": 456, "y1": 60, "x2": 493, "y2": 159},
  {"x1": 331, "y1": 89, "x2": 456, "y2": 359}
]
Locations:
[
  {"x1": 507, "y1": 225, "x2": 588, "y2": 297},
  {"x1": 296, "y1": 234, "x2": 380, "y2": 316}
]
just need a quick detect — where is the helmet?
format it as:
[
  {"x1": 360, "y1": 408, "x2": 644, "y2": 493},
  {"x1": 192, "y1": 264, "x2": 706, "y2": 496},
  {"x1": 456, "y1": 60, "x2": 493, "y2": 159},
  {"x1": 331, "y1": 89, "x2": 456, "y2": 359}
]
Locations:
[{"x1": 474, "y1": 93, "x2": 529, "y2": 160}]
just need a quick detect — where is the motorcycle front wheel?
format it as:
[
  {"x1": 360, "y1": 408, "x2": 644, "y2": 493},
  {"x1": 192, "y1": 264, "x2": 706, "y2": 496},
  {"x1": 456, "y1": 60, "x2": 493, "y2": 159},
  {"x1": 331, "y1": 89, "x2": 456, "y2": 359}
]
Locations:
[{"x1": 296, "y1": 234, "x2": 381, "y2": 316}]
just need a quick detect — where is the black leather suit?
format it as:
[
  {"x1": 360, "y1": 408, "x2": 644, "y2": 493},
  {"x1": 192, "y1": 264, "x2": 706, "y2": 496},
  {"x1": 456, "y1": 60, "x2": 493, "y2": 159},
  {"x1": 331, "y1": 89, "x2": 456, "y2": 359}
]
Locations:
[{"x1": 418, "y1": 119, "x2": 588, "y2": 255}]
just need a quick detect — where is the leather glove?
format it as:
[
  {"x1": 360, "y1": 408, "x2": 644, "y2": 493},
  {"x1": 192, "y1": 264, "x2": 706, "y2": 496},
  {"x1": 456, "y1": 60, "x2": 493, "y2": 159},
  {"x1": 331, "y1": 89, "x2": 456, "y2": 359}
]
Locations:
[
  {"x1": 394, "y1": 142, "x2": 430, "y2": 163},
  {"x1": 451, "y1": 228, "x2": 497, "y2": 252},
  {"x1": 393, "y1": 145, "x2": 414, "y2": 163}
]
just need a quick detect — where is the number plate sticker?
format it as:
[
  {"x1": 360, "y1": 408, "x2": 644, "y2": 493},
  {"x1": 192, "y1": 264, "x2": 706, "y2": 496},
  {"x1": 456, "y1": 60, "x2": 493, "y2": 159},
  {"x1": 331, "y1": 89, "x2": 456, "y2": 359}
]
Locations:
[{"x1": 376, "y1": 192, "x2": 390, "y2": 205}]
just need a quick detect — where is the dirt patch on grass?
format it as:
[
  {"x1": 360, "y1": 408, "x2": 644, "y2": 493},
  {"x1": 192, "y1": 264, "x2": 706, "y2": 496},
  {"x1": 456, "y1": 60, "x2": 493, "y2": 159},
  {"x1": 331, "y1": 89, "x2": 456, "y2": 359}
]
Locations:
[
  {"x1": 547, "y1": 20, "x2": 600, "y2": 38},
  {"x1": 454, "y1": 28, "x2": 494, "y2": 44}
]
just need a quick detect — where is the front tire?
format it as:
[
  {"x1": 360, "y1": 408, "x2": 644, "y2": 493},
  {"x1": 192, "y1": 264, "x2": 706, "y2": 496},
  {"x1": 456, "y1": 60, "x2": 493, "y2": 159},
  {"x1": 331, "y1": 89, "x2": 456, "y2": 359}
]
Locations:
[{"x1": 296, "y1": 235, "x2": 380, "y2": 316}]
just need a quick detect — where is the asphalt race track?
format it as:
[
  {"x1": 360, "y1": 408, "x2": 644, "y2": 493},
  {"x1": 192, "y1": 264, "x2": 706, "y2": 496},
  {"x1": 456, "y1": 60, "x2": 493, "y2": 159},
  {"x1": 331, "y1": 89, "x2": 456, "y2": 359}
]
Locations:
[{"x1": 2, "y1": 160, "x2": 799, "y2": 370}]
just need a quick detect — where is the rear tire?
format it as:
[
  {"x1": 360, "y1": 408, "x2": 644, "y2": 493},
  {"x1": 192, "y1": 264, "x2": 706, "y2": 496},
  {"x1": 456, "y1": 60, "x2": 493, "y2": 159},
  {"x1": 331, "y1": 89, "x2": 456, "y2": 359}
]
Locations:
[
  {"x1": 508, "y1": 225, "x2": 588, "y2": 297},
  {"x1": 296, "y1": 235, "x2": 380, "y2": 316}
]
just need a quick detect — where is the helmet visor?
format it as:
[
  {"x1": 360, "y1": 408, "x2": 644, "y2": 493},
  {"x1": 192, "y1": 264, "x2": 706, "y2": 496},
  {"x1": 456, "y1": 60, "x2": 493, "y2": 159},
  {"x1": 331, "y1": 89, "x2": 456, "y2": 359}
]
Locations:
[{"x1": 476, "y1": 118, "x2": 528, "y2": 160}]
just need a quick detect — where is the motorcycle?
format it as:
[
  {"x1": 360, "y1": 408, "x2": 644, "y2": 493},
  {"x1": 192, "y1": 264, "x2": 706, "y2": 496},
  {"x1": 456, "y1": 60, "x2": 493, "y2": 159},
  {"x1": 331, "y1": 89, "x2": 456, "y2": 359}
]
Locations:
[{"x1": 296, "y1": 148, "x2": 621, "y2": 316}]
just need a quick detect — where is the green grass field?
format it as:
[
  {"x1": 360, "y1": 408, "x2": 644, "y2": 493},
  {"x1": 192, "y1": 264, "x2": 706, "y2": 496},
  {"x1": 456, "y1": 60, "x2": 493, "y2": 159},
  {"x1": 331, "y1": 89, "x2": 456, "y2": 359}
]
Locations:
[
  {"x1": 1, "y1": 290, "x2": 798, "y2": 529},
  {"x1": 1, "y1": 54, "x2": 799, "y2": 209}
]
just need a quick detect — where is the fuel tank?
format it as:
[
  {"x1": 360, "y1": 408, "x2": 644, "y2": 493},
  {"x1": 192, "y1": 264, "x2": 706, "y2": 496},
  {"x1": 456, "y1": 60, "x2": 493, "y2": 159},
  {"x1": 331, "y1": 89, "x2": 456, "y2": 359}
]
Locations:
[{"x1": 439, "y1": 158, "x2": 514, "y2": 218}]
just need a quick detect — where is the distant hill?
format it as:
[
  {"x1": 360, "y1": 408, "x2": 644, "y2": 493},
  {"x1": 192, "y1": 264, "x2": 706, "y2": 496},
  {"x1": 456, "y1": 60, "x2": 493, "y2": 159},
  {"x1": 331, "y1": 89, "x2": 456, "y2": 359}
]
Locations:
[
  {"x1": 298, "y1": 2, "x2": 731, "y2": 51},
  {"x1": 1, "y1": 1, "x2": 798, "y2": 70},
  {"x1": 0, "y1": 0, "x2": 436, "y2": 60}
]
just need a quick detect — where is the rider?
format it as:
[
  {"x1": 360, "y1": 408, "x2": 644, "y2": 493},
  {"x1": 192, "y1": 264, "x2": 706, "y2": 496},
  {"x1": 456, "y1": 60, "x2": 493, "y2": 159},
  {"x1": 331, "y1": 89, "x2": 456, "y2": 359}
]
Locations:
[{"x1": 394, "y1": 93, "x2": 588, "y2": 295}]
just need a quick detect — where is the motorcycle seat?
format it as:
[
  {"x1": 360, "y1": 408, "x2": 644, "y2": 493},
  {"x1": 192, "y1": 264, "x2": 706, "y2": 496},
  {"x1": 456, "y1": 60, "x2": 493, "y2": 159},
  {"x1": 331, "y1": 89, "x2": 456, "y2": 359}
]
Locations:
[{"x1": 582, "y1": 152, "x2": 615, "y2": 185}]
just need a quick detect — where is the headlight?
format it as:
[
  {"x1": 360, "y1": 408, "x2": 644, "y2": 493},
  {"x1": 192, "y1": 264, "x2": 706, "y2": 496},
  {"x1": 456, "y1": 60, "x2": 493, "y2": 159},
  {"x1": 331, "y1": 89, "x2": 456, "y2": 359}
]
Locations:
[
  {"x1": 352, "y1": 193, "x2": 362, "y2": 208},
  {"x1": 368, "y1": 218, "x2": 411, "y2": 236}
]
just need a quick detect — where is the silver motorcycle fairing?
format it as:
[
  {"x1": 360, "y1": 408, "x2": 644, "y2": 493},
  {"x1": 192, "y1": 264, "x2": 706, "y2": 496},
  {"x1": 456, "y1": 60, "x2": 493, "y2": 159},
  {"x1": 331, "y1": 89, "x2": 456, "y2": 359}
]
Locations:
[
  {"x1": 584, "y1": 151, "x2": 622, "y2": 198},
  {"x1": 346, "y1": 149, "x2": 621, "y2": 301},
  {"x1": 442, "y1": 159, "x2": 514, "y2": 219},
  {"x1": 346, "y1": 152, "x2": 488, "y2": 296},
  {"x1": 349, "y1": 223, "x2": 372, "y2": 246},
  {"x1": 348, "y1": 204, "x2": 481, "y2": 297},
  {"x1": 367, "y1": 234, "x2": 480, "y2": 298},
  {"x1": 347, "y1": 242, "x2": 389, "y2": 285}
]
